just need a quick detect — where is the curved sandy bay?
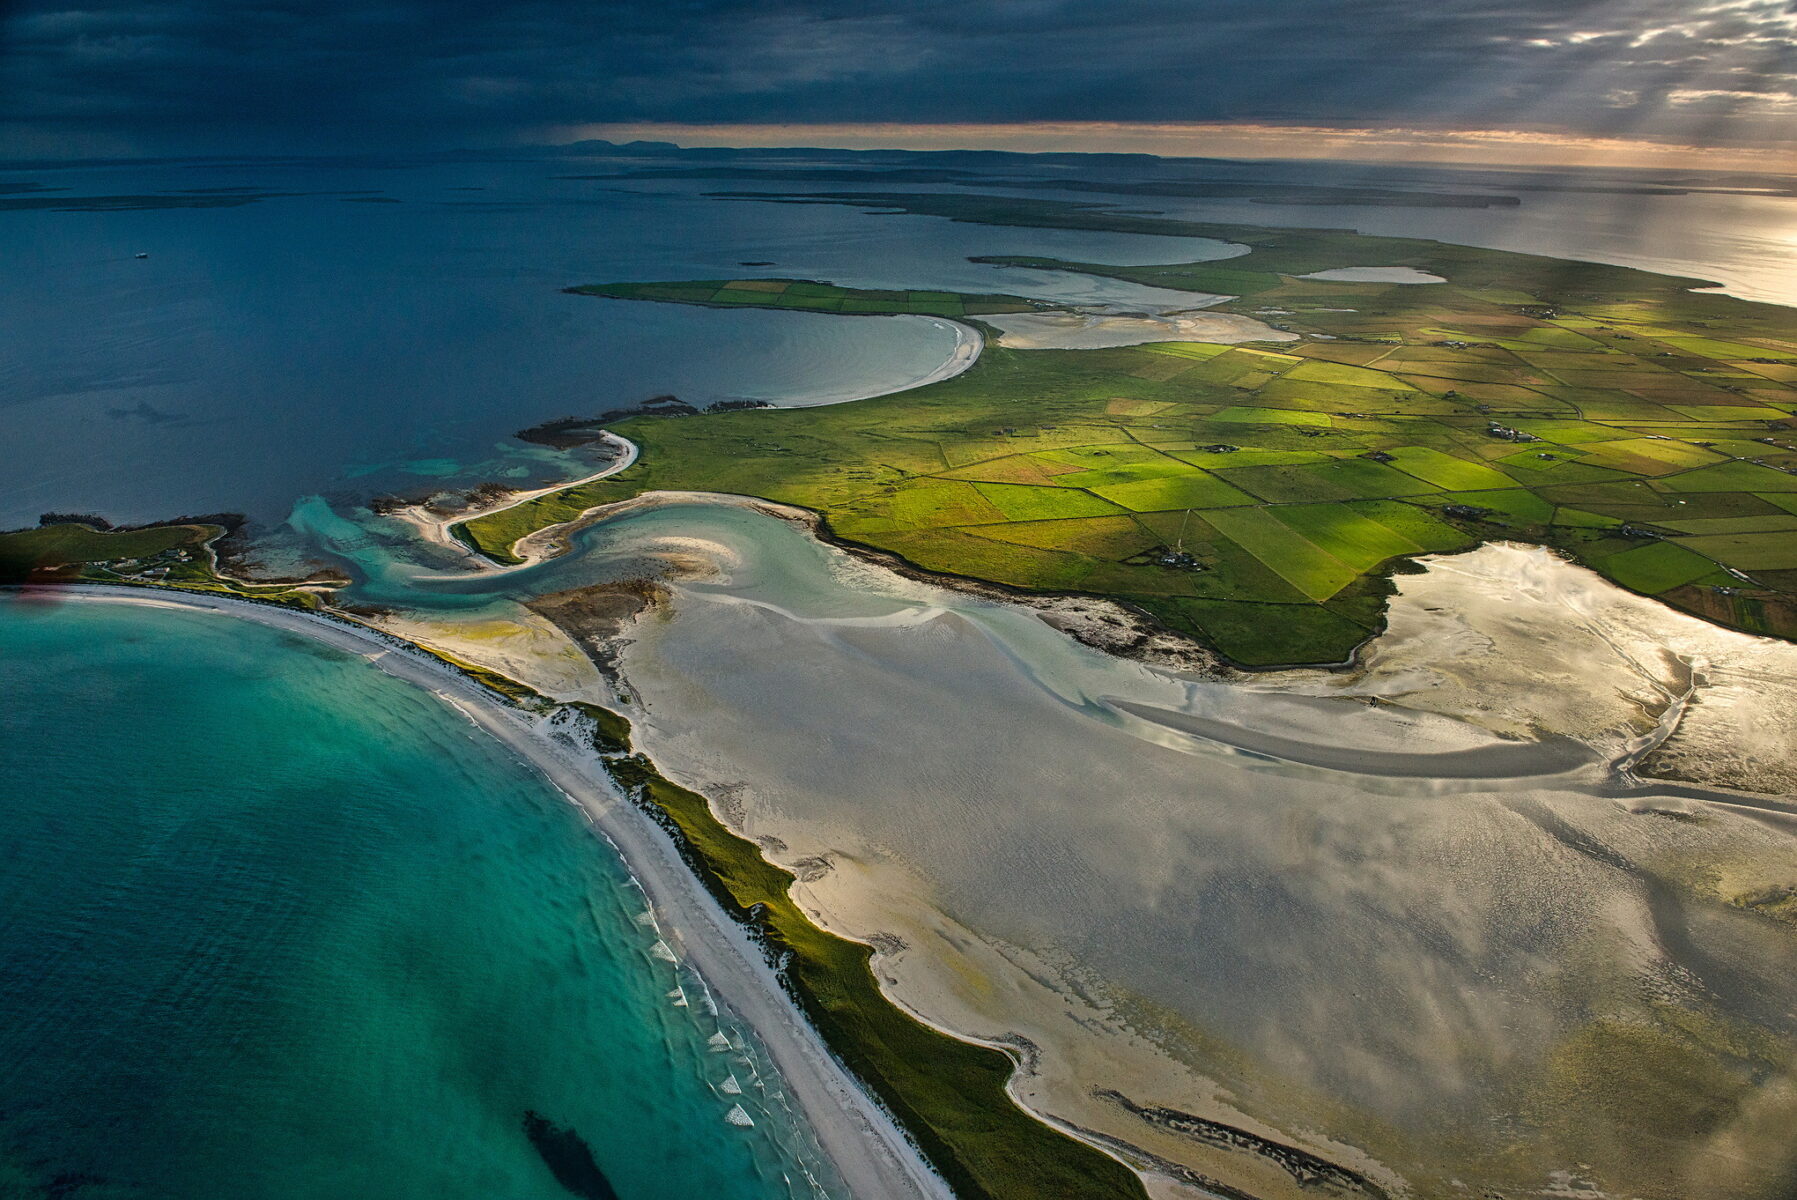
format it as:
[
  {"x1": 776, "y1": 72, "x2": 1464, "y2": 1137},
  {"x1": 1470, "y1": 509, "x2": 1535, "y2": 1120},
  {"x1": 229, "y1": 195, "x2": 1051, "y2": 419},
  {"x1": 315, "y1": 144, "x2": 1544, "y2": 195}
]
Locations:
[{"x1": 41, "y1": 585, "x2": 952, "y2": 1200}]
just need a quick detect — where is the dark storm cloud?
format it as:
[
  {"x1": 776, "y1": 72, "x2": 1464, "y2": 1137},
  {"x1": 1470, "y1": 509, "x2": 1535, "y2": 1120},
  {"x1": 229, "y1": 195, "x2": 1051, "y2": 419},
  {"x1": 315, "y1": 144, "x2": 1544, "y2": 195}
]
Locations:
[{"x1": 2, "y1": 0, "x2": 1794, "y2": 153}]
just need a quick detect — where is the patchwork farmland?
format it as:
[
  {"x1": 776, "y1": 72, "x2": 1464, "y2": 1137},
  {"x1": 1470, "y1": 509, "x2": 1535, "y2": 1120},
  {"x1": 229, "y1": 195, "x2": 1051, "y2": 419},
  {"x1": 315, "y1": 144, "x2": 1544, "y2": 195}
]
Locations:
[{"x1": 465, "y1": 212, "x2": 1797, "y2": 665}]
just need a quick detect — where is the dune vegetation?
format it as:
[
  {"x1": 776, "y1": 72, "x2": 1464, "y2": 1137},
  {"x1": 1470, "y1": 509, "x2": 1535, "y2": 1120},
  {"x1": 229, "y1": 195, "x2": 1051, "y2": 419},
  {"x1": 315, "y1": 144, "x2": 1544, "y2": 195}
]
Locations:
[{"x1": 604, "y1": 747, "x2": 1148, "y2": 1200}]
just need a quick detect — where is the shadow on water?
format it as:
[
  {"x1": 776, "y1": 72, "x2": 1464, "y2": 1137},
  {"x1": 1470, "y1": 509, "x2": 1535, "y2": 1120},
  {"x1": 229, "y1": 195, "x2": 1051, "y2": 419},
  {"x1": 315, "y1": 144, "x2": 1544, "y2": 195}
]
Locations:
[{"x1": 522, "y1": 1112, "x2": 622, "y2": 1200}]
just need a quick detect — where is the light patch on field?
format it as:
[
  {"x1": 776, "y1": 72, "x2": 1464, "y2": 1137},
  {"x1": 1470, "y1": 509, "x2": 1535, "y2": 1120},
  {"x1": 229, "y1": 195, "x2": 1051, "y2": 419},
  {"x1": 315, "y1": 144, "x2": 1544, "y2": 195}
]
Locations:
[
  {"x1": 887, "y1": 482, "x2": 1008, "y2": 528},
  {"x1": 1385, "y1": 446, "x2": 1514, "y2": 490},
  {"x1": 1211, "y1": 406, "x2": 1332, "y2": 426},
  {"x1": 1661, "y1": 514, "x2": 1797, "y2": 535},
  {"x1": 1283, "y1": 360, "x2": 1416, "y2": 390},
  {"x1": 1657, "y1": 336, "x2": 1797, "y2": 361},
  {"x1": 1662, "y1": 462, "x2": 1797, "y2": 493},
  {"x1": 1269, "y1": 503, "x2": 1424, "y2": 571},
  {"x1": 1087, "y1": 472, "x2": 1257, "y2": 512},
  {"x1": 970, "y1": 482, "x2": 1128, "y2": 522},
  {"x1": 1203, "y1": 507, "x2": 1359, "y2": 599},
  {"x1": 969, "y1": 515, "x2": 1161, "y2": 557}
]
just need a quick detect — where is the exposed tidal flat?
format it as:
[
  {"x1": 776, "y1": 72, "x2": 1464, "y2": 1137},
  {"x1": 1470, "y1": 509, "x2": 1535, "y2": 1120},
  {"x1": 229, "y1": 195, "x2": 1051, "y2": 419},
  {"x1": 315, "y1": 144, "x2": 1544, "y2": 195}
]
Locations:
[
  {"x1": 290, "y1": 491, "x2": 1797, "y2": 1200},
  {"x1": 550, "y1": 505, "x2": 1797, "y2": 1200},
  {"x1": 0, "y1": 593, "x2": 862, "y2": 1200}
]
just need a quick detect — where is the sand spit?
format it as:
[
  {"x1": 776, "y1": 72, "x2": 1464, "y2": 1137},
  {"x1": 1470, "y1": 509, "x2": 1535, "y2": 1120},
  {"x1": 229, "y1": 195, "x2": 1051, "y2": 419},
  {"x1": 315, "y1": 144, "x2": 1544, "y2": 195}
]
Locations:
[
  {"x1": 41, "y1": 585, "x2": 951, "y2": 1200},
  {"x1": 1108, "y1": 697, "x2": 1598, "y2": 779},
  {"x1": 383, "y1": 432, "x2": 640, "y2": 566}
]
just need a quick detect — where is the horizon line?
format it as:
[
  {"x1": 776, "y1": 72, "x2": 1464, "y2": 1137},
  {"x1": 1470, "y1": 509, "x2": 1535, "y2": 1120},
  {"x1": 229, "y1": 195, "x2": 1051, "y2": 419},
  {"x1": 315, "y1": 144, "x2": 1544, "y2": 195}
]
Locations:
[{"x1": 546, "y1": 120, "x2": 1797, "y2": 175}]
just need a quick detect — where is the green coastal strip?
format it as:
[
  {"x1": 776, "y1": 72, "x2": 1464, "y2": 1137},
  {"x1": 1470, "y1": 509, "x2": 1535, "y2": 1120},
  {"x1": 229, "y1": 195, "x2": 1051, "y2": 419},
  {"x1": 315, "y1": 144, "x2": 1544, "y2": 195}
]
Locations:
[
  {"x1": 463, "y1": 201, "x2": 1797, "y2": 665},
  {"x1": 0, "y1": 521, "x2": 219, "y2": 578},
  {"x1": 0, "y1": 521, "x2": 327, "y2": 608},
  {"x1": 602, "y1": 749, "x2": 1146, "y2": 1200},
  {"x1": 402, "y1": 669, "x2": 1150, "y2": 1199}
]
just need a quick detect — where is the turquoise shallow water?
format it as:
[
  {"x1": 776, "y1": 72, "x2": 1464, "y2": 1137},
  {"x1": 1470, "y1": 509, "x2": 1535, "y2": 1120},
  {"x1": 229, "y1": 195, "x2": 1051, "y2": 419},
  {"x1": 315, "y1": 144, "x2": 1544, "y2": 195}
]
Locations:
[{"x1": 0, "y1": 596, "x2": 838, "y2": 1200}]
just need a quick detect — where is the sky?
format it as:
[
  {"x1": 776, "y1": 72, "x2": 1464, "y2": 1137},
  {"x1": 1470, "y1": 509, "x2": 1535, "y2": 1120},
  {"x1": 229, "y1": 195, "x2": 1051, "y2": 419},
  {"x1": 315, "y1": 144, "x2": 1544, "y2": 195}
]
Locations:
[{"x1": 3, "y1": 0, "x2": 1796, "y2": 168}]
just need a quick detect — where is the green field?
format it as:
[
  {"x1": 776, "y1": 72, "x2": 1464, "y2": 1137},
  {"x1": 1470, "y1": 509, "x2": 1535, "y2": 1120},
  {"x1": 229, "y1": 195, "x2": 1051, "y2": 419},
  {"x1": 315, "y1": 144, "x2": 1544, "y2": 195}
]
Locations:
[
  {"x1": 0, "y1": 521, "x2": 326, "y2": 607},
  {"x1": 1270, "y1": 504, "x2": 1426, "y2": 572},
  {"x1": 1088, "y1": 473, "x2": 1254, "y2": 511},
  {"x1": 1384, "y1": 446, "x2": 1516, "y2": 491},
  {"x1": 1203, "y1": 506, "x2": 1362, "y2": 599},
  {"x1": 1594, "y1": 541, "x2": 1725, "y2": 593},
  {"x1": 0, "y1": 522, "x2": 214, "y2": 580},
  {"x1": 460, "y1": 198, "x2": 1797, "y2": 664}
]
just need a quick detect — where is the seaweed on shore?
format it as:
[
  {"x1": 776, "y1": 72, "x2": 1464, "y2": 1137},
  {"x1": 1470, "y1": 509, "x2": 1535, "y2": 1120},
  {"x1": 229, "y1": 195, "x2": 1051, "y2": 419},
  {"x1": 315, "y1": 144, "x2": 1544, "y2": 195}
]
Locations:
[{"x1": 1096, "y1": 1090, "x2": 1389, "y2": 1200}]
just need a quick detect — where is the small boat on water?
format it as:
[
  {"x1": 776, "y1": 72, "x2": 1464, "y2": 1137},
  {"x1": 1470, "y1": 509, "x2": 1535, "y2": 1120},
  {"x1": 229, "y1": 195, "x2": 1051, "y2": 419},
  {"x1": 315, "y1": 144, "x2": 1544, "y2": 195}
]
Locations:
[{"x1": 134, "y1": 252, "x2": 148, "y2": 259}]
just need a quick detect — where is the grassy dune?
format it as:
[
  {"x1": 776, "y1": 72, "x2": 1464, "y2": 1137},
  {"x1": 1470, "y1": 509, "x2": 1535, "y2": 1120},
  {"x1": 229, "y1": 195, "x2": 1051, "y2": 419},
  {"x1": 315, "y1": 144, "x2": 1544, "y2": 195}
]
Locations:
[
  {"x1": 462, "y1": 201, "x2": 1797, "y2": 665},
  {"x1": 605, "y1": 749, "x2": 1146, "y2": 1200}
]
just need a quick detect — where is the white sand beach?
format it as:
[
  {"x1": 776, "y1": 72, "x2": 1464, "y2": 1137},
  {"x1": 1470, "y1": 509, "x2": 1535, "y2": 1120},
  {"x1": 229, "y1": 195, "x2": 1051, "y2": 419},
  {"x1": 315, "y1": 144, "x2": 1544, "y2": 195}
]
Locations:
[{"x1": 48, "y1": 585, "x2": 953, "y2": 1200}]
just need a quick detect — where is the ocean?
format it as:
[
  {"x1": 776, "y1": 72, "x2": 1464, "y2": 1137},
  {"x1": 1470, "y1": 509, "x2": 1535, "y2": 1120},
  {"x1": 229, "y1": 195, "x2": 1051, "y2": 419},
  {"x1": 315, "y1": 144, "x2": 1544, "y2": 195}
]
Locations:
[{"x1": 0, "y1": 596, "x2": 838, "y2": 1200}]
